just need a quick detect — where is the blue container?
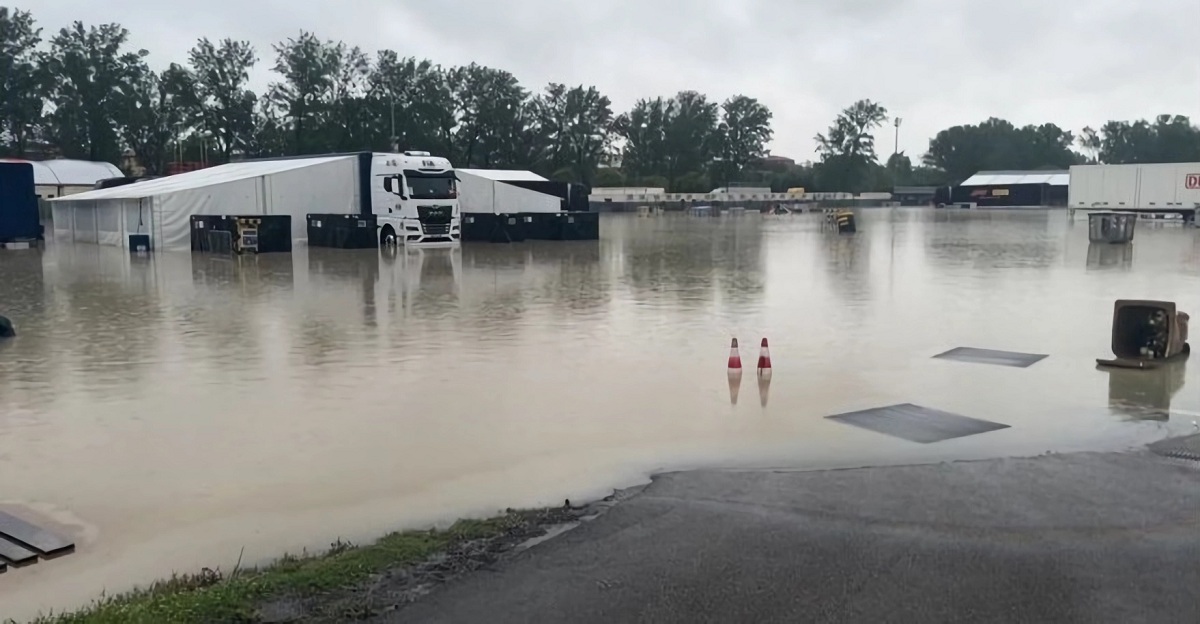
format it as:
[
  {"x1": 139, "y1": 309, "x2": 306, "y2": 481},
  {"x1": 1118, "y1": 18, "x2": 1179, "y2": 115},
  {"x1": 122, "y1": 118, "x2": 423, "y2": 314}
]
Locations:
[{"x1": 0, "y1": 162, "x2": 40, "y2": 242}]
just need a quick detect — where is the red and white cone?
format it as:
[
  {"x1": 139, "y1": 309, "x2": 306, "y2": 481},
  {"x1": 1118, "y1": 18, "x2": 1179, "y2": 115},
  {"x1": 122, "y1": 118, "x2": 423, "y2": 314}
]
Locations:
[
  {"x1": 727, "y1": 338, "x2": 743, "y2": 403},
  {"x1": 757, "y1": 338, "x2": 772, "y2": 379},
  {"x1": 757, "y1": 374, "x2": 771, "y2": 407}
]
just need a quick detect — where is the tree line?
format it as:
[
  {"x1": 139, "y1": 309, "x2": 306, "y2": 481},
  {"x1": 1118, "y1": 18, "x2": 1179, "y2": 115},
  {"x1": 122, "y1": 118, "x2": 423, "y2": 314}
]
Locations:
[{"x1": 2, "y1": 7, "x2": 1199, "y2": 193}]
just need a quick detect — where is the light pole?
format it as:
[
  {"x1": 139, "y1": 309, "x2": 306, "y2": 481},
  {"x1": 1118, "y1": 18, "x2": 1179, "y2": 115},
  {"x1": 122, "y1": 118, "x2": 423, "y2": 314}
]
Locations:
[
  {"x1": 893, "y1": 117, "x2": 902, "y2": 157},
  {"x1": 390, "y1": 100, "x2": 397, "y2": 152}
]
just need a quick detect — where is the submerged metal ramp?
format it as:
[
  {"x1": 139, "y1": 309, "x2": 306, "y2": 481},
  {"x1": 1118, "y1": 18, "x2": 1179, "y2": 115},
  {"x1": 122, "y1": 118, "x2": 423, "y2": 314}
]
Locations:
[
  {"x1": 826, "y1": 403, "x2": 1011, "y2": 444},
  {"x1": 0, "y1": 510, "x2": 75, "y2": 573}
]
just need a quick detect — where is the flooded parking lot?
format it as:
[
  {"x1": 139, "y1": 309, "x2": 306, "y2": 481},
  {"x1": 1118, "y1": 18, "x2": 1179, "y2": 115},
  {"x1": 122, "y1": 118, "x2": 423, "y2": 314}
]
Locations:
[{"x1": 1, "y1": 209, "x2": 1199, "y2": 619}]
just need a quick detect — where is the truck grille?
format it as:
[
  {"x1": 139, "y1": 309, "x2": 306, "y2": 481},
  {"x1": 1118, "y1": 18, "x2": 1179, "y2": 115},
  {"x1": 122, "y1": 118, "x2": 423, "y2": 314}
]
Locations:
[
  {"x1": 423, "y1": 223, "x2": 451, "y2": 236},
  {"x1": 417, "y1": 205, "x2": 453, "y2": 223}
]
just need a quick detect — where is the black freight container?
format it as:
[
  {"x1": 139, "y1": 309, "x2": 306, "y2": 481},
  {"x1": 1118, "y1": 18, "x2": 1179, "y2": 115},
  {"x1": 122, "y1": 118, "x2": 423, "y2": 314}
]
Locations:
[
  {"x1": 190, "y1": 215, "x2": 233, "y2": 252},
  {"x1": 0, "y1": 162, "x2": 41, "y2": 242},
  {"x1": 254, "y1": 216, "x2": 292, "y2": 253},
  {"x1": 523, "y1": 213, "x2": 562, "y2": 240},
  {"x1": 308, "y1": 213, "x2": 378, "y2": 249},
  {"x1": 558, "y1": 212, "x2": 599, "y2": 240},
  {"x1": 190, "y1": 215, "x2": 292, "y2": 254},
  {"x1": 460, "y1": 213, "x2": 527, "y2": 243},
  {"x1": 460, "y1": 213, "x2": 494, "y2": 242},
  {"x1": 494, "y1": 214, "x2": 526, "y2": 242}
]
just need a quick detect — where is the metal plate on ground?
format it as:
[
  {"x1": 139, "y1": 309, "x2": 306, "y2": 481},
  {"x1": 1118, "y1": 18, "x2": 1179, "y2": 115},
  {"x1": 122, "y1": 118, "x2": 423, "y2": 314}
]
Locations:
[
  {"x1": 826, "y1": 403, "x2": 1011, "y2": 444},
  {"x1": 933, "y1": 347, "x2": 1048, "y2": 368},
  {"x1": 0, "y1": 511, "x2": 74, "y2": 556},
  {"x1": 0, "y1": 536, "x2": 39, "y2": 566},
  {"x1": 1149, "y1": 434, "x2": 1200, "y2": 462}
]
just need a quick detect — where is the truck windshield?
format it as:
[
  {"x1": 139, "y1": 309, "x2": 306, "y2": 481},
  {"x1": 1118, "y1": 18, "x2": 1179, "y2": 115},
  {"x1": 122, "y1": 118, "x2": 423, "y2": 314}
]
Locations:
[{"x1": 404, "y1": 172, "x2": 457, "y2": 200}]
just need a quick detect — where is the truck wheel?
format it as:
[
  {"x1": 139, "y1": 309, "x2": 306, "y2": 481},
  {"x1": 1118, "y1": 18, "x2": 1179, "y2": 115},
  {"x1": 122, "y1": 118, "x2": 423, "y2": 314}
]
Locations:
[{"x1": 380, "y1": 225, "x2": 397, "y2": 247}]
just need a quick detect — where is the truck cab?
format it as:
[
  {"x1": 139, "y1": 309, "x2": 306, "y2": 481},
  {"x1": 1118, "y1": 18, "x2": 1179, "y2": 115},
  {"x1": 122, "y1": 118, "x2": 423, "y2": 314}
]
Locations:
[{"x1": 372, "y1": 152, "x2": 460, "y2": 246}]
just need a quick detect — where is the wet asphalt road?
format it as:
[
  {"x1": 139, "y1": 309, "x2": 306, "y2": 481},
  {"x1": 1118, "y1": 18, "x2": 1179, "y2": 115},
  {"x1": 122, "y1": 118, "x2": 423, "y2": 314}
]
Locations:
[{"x1": 383, "y1": 452, "x2": 1200, "y2": 624}]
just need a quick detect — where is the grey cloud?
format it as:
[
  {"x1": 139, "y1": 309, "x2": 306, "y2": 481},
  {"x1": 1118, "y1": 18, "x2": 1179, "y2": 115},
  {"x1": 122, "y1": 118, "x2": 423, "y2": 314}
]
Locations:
[{"x1": 24, "y1": 0, "x2": 1200, "y2": 161}]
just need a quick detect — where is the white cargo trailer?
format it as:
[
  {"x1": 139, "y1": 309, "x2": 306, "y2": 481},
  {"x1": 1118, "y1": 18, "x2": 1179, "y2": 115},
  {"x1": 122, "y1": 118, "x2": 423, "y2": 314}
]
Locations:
[
  {"x1": 456, "y1": 169, "x2": 561, "y2": 214},
  {"x1": 1069, "y1": 163, "x2": 1200, "y2": 213}
]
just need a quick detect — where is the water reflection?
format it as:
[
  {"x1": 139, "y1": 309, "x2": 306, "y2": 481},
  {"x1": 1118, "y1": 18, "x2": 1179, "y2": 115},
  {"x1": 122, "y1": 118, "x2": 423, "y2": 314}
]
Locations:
[
  {"x1": 821, "y1": 230, "x2": 871, "y2": 306},
  {"x1": 924, "y1": 210, "x2": 1063, "y2": 269},
  {"x1": 1103, "y1": 361, "x2": 1188, "y2": 421},
  {"x1": 191, "y1": 252, "x2": 296, "y2": 291},
  {"x1": 607, "y1": 216, "x2": 765, "y2": 310},
  {"x1": 1087, "y1": 243, "x2": 1134, "y2": 271}
]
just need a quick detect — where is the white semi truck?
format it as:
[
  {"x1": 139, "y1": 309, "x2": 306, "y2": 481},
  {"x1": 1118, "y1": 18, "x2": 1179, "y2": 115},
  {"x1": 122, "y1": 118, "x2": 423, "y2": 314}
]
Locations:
[{"x1": 372, "y1": 151, "x2": 461, "y2": 246}]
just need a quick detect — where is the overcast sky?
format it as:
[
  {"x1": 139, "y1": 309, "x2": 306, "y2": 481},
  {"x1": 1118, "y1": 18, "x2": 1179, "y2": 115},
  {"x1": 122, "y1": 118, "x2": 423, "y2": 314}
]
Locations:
[{"x1": 24, "y1": 0, "x2": 1200, "y2": 162}]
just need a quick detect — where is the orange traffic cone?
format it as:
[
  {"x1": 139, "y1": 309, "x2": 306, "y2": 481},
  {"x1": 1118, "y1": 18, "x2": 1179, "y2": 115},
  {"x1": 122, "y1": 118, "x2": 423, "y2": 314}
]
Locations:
[{"x1": 757, "y1": 338, "x2": 772, "y2": 379}]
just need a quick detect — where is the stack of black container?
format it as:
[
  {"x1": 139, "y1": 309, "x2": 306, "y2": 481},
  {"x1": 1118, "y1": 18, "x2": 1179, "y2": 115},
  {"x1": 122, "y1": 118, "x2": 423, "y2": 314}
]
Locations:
[
  {"x1": 307, "y1": 213, "x2": 378, "y2": 249},
  {"x1": 189, "y1": 215, "x2": 292, "y2": 254}
]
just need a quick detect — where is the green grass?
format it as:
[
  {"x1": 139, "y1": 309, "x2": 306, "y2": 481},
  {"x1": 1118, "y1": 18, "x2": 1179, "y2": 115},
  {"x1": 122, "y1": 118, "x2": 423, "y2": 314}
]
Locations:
[{"x1": 25, "y1": 514, "x2": 525, "y2": 624}]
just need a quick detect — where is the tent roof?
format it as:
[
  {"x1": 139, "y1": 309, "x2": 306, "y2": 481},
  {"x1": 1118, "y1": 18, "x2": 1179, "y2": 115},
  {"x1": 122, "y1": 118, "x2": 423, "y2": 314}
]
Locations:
[
  {"x1": 458, "y1": 169, "x2": 548, "y2": 182},
  {"x1": 959, "y1": 170, "x2": 1070, "y2": 187},
  {"x1": 51, "y1": 156, "x2": 355, "y2": 202},
  {"x1": 0, "y1": 158, "x2": 122, "y2": 186}
]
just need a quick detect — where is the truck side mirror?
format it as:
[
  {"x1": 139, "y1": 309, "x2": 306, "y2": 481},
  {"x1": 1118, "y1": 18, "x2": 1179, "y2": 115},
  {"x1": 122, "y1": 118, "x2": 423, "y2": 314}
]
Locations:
[{"x1": 383, "y1": 177, "x2": 394, "y2": 193}]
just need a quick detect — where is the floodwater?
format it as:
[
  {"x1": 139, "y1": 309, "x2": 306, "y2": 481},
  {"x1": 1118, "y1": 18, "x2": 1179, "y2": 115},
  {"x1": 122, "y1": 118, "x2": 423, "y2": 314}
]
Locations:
[{"x1": 1, "y1": 209, "x2": 1199, "y2": 619}]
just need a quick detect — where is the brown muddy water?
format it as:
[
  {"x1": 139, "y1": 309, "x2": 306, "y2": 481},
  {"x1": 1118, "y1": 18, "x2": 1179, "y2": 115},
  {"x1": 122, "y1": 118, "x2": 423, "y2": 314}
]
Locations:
[{"x1": 1, "y1": 209, "x2": 1199, "y2": 619}]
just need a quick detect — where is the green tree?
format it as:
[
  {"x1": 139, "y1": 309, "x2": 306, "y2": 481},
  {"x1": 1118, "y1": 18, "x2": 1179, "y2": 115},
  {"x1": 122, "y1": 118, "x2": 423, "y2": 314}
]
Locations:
[
  {"x1": 1090, "y1": 116, "x2": 1200, "y2": 164},
  {"x1": 369, "y1": 53, "x2": 448, "y2": 152},
  {"x1": 324, "y1": 42, "x2": 372, "y2": 152},
  {"x1": 42, "y1": 21, "x2": 149, "y2": 163},
  {"x1": 244, "y1": 98, "x2": 288, "y2": 158},
  {"x1": 186, "y1": 38, "x2": 258, "y2": 161},
  {"x1": 615, "y1": 96, "x2": 672, "y2": 180},
  {"x1": 886, "y1": 152, "x2": 912, "y2": 185},
  {"x1": 534, "y1": 83, "x2": 613, "y2": 184},
  {"x1": 715, "y1": 95, "x2": 773, "y2": 175},
  {"x1": 814, "y1": 99, "x2": 889, "y2": 192},
  {"x1": 267, "y1": 31, "x2": 341, "y2": 154},
  {"x1": 0, "y1": 7, "x2": 44, "y2": 156},
  {"x1": 663, "y1": 91, "x2": 718, "y2": 188},
  {"x1": 923, "y1": 118, "x2": 1078, "y2": 183},
  {"x1": 120, "y1": 65, "x2": 193, "y2": 175},
  {"x1": 1077, "y1": 126, "x2": 1101, "y2": 163},
  {"x1": 449, "y1": 63, "x2": 528, "y2": 168},
  {"x1": 593, "y1": 167, "x2": 624, "y2": 187}
]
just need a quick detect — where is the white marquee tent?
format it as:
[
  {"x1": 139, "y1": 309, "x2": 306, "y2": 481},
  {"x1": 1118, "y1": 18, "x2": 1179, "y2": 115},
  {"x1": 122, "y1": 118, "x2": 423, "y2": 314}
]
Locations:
[
  {"x1": 50, "y1": 156, "x2": 361, "y2": 251},
  {"x1": 0, "y1": 158, "x2": 123, "y2": 197}
]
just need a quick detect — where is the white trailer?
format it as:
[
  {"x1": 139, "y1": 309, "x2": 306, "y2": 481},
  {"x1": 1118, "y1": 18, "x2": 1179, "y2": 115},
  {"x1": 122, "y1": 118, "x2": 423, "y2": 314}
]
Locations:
[
  {"x1": 455, "y1": 169, "x2": 561, "y2": 215},
  {"x1": 1069, "y1": 163, "x2": 1200, "y2": 219}
]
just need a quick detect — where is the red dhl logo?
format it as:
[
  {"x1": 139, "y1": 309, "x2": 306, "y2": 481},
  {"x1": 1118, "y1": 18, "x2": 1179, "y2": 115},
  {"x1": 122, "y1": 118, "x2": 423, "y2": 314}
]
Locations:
[{"x1": 1187, "y1": 174, "x2": 1200, "y2": 189}]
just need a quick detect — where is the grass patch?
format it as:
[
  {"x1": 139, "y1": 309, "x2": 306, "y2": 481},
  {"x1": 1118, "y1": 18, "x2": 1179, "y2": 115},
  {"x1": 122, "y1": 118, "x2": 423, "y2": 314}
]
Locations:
[{"x1": 23, "y1": 514, "x2": 527, "y2": 624}]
